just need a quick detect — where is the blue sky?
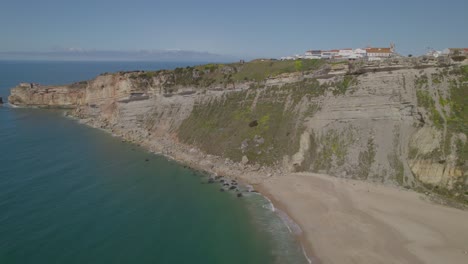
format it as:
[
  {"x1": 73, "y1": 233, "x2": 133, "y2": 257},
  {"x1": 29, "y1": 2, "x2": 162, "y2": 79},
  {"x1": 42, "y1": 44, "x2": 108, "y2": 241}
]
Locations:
[{"x1": 1, "y1": 0, "x2": 467, "y2": 60}]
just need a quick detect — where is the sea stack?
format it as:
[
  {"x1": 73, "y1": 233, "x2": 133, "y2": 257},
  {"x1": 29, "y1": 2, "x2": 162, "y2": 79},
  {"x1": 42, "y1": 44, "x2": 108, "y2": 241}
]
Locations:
[{"x1": 0, "y1": 96, "x2": 3, "y2": 104}]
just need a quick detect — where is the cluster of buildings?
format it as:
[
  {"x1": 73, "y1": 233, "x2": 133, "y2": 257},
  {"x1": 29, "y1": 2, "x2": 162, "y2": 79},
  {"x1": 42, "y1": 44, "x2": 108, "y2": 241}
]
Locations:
[
  {"x1": 281, "y1": 44, "x2": 396, "y2": 61},
  {"x1": 426, "y1": 48, "x2": 468, "y2": 58}
]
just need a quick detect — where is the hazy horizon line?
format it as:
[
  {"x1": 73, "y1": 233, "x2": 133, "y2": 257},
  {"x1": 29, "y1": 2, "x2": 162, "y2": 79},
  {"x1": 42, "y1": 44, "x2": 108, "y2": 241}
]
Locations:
[{"x1": 0, "y1": 49, "x2": 245, "y2": 62}]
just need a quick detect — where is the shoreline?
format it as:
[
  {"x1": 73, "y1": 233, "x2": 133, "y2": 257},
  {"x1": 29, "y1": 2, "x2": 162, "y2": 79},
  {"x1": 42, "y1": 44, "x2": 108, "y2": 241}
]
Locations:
[
  {"x1": 262, "y1": 172, "x2": 468, "y2": 264},
  {"x1": 256, "y1": 185, "x2": 319, "y2": 264},
  {"x1": 70, "y1": 113, "x2": 468, "y2": 264},
  {"x1": 70, "y1": 113, "x2": 318, "y2": 263}
]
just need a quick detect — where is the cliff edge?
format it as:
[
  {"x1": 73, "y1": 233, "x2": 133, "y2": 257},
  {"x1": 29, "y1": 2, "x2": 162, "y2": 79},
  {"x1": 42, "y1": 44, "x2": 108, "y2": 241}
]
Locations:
[{"x1": 9, "y1": 59, "x2": 468, "y2": 205}]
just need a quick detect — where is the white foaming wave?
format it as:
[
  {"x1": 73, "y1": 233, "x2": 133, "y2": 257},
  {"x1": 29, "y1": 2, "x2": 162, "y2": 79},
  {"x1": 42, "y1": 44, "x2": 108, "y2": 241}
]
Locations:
[
  {"x1": 275, "y1": 209, "x2": 317, "y2": 264},
  {"x1": 276, "y1": 209, "x2": 302, "y2": 235},
  {"x1": 245, "y1": 184, "x2": 255, "y2": 192},
  {"x1": 301, "y1": 244, "x2": 313, "y2": 264},
  {"x1": 4, "y1": 103, "x2": 18, "y2": 108},
  {"x1": 262, "y1": 196, "x2": 275, "y2": 212}
]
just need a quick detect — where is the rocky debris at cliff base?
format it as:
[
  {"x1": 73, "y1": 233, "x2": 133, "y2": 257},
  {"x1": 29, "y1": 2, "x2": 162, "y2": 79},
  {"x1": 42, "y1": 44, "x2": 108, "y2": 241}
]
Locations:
[{"x1": 241, "y1": 155, "x2": 249, "y2": 165}]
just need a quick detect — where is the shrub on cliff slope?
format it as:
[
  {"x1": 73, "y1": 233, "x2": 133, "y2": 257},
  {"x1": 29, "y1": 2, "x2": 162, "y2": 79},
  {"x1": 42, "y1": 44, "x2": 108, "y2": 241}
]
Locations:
[{"x1": 416, "y1": 90, "x2": 444, "y2": 129}]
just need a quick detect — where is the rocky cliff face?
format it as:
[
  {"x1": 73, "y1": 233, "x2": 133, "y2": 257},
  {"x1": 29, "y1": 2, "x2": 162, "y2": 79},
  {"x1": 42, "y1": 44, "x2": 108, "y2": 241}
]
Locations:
[
  {"x1": 9, "y1": 60, "x2": 468, "y2": 204},
  {"x1": 9, "y1": 82, "x2": 86, "y2": 108}
]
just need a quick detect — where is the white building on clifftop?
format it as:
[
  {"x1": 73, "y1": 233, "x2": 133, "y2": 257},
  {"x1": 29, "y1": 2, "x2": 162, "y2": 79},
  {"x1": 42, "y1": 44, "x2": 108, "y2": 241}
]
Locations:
[
  {"x1": 366, "y1": 43, "x2": 395, "y2": 61},
  {"x1": 281, "y1": 43, "x2": 396, "y2": 61}
]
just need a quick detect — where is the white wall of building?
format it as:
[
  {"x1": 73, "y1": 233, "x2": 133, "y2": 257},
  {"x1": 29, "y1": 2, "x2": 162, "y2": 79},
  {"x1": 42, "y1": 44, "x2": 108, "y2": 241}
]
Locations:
[{"x1": 338, "y1": 49, "x2": 353, "y2": 57}]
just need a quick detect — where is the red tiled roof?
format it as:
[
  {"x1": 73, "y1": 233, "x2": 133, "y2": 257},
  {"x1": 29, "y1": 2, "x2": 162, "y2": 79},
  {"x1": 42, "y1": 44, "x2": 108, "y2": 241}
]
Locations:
[{"x1": 366, "y1": 48, "x2": 392, "y2": 53}]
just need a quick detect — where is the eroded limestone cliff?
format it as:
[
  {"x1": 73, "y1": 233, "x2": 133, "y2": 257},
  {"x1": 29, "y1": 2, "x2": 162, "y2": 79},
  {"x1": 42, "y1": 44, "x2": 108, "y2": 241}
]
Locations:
[{"x1": 9, "y1": 59, "x2": 468, "y2": 205}]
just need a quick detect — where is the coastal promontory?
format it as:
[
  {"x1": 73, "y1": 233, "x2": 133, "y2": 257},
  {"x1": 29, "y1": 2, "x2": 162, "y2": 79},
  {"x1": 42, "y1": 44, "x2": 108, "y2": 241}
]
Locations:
[{"x1": 9, "y1": 58, "x2": 468, "y2": 263}]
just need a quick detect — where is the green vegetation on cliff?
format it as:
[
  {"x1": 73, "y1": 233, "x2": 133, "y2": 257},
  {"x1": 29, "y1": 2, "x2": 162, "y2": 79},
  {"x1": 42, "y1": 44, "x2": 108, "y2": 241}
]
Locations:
[
  {"x1": 416, "y1": 90, "x2": 444, "y2": 129},
  {"x1": 177, "y1": 79, "x2": 324, "y2": 165},
  {"x1": 178, "y1": 91, "x2": 298, "y2": 164},
  {"x1": 227, "y1": 59, "x2": 324, "y2": 82},
  {"x1": 332, "y1": 75, "x2": 358, "y2": 95},
  {"x1": 357, "y1": 137, "x2": 376, "y2": 180},
  {"x1": 127, "y1": 59, "x2": 325, "y2": 92},
  {"x1": 313, "y1": 129, "x2": 353, "y2": 172},
  {"x1": 413, "y1": 66, "x2": 467, "y2": 205},
  {"x1": 447, "y1": 66, "x2": 468, "y2": 170},
  {"x1": 415, "y1": 66, "x2": 467, "y2": 143}
]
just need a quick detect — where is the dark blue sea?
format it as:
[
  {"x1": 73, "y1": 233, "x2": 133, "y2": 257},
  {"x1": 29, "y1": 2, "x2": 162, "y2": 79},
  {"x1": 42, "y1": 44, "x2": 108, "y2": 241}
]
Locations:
[{"x1": 0, "y1": 61, "x2": 308, "y2": 264}]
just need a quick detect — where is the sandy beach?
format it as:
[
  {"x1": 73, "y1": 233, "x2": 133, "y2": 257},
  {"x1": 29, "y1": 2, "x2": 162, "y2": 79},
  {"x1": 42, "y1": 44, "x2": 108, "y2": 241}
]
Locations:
[{"x1": 259, "y1": 172, "x2": 468, "y2": 264}]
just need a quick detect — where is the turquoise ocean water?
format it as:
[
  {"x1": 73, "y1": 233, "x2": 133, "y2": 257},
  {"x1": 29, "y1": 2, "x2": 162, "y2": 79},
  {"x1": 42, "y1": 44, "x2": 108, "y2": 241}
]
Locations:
[{"x1": 0, "y1": 61, "x2": 309, "y2": 264}]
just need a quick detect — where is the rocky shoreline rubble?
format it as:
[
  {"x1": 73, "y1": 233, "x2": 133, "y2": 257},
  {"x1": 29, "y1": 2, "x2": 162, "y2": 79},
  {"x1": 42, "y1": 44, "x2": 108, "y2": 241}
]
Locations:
[{"x1": 71, "y1": 113, "x2": 282, "y2": 197}]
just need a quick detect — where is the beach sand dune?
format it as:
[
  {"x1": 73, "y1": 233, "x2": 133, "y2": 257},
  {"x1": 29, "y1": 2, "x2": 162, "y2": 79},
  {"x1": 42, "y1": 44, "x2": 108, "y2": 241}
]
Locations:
[{"x1": 261, "y1": 173, "x2": 468, "y2": 264}]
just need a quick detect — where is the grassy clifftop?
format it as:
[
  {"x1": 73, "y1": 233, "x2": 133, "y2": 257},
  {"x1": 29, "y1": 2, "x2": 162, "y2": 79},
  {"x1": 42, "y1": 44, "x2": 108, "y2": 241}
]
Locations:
[{"x1": 122, "y1": 59, "x2": 326, "y2": 91}]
